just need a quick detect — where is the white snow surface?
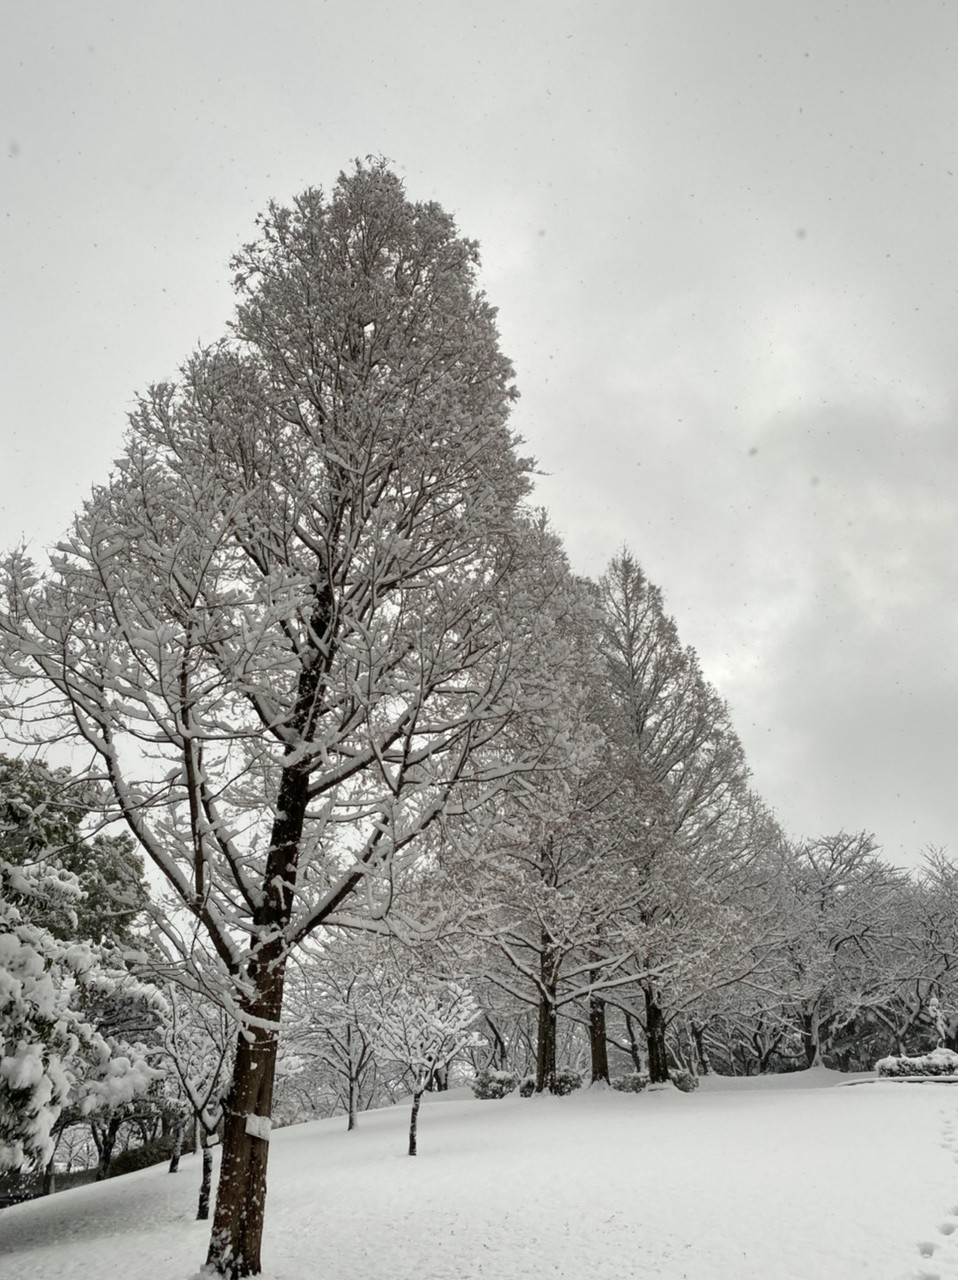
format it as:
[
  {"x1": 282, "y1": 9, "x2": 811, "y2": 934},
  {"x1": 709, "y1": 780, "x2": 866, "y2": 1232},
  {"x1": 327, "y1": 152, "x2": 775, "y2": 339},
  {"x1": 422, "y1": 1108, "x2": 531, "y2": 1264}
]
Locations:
[{"x1": 3, "y1": 1068, "x2": 958, "y2": 1279}]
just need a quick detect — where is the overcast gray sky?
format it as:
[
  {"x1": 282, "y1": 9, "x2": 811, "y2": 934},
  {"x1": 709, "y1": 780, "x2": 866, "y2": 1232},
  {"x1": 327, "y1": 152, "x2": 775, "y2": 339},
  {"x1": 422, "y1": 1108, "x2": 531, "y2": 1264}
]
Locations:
[{"x1": 2, "y1": 0, "x2": 956, "y2": 866}]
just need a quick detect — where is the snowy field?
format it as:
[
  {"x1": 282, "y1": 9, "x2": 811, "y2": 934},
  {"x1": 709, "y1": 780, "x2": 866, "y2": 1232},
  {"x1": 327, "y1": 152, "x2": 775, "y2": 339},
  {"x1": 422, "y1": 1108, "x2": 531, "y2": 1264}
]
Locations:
[{"x1": 2, "y1": 1070, "x2": 958, "y2": 1280}]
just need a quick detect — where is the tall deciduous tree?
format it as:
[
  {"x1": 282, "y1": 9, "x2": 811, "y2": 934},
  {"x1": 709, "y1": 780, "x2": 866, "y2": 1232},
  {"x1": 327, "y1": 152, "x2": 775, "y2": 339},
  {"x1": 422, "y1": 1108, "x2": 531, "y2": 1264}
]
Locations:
[
  {"x1": 781, "y1": 831, "x2": 907, "y2": 1067},
  {"x1": 596, "y1": 551, "x2": 759, "y2": 1082},
  {"x1": 1, "y1": 162, "x2": 550, "y2": 1277}
]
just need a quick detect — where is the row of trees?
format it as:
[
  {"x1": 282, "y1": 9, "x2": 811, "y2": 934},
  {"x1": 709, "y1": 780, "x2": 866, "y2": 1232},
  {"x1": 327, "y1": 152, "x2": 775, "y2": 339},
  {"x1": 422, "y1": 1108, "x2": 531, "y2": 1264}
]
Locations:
[
  {"x1": 3, "y1": 746, "x2": 955, "y2": 1178},
  {"x1": 0, "y1": 160, "x2": 952, "y2": 1277}
]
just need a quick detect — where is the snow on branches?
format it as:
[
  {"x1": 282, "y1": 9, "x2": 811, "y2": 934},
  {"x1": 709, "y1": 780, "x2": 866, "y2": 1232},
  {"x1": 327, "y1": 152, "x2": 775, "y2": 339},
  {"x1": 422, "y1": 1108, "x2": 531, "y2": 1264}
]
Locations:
[{"x1": 0, "y1": 859, "x2": 159, "y2": 1171}]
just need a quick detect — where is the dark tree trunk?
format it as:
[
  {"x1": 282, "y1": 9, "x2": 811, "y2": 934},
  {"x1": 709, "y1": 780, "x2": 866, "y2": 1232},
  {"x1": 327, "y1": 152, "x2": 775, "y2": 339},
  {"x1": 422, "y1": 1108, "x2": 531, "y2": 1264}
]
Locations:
[
  {"x1": 205, "y1": 950, "x2": 287, "y2": 1277},
  {"x1": 94, "y1": 1114, "x2": 122, "y2": 1181},
  {"x1": 535, "y1": 931, "x2": 559, "y2": 1093},
  {"x1": 408, "y1": 1089, "x2": 424, "y2": 1156},
  {"x1": 624, "y1": 1011, "x2": 644, "y2": 1073},
  {"x1": 690, "y1": 1021, "x2": 712, "y2": 1076},
  {"x1": 206, "y1": 590, "x2": 344, "y2": 1275},
  {"x1": 535, "y1": 844, "x2": 561, "y2": 1096},
  {"x1": 427, "y1": 1065, "x2": 448, "y2": 1092},
  {"x1": 536, "y1": 992, "x2": 557, "y2": 1093},
  {"x1": 588, "y1": 990, "x2": 610, "y2": 1084},
  {"x1": 169, "y1": 1116, "x2": 185, "y2": 1173},
  {"x1": 204, "y1": 740, "x2": 313, "y2": 1277},
  {"x1": 41, "y1": 1125, "x2": 64, "y2": 1196},
  {"x1": 485, "y1": 1015, "x2": 508, "y2": 1070},
  {"x1": 347, "y1": 1076, "x2": 358, "y2": 1132},
  {"x1": 644, "y1": 988, "x2": 671, "y2": 1084},
  {"x1": 801, "y1": 1009, "x2": 821, "y2": 1067},
  {"x1": 346, "y1": 1024, "x2": 358, "y2": 1131},
  {"x1": 197, "y1": 1137, "x2": 214, "y2": 1221}
]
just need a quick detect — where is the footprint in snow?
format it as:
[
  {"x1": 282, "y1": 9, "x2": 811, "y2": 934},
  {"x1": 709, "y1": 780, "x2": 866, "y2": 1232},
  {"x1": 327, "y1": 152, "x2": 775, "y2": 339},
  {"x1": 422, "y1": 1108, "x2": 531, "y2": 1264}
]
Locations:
[
  {"x1": 918, "y1": 1240, "x2": 937, "y2": 1256},
  {"x1": 938, "y1": 1222, "x2": 956, "y2": 1236}
]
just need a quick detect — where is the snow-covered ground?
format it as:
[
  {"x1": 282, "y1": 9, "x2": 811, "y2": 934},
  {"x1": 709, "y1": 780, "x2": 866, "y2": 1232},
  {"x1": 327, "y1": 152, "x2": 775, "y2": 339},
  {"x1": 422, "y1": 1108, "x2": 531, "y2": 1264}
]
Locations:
[{"x1": 2, "y1": 1069, "x2": 957, "y2": 1280}]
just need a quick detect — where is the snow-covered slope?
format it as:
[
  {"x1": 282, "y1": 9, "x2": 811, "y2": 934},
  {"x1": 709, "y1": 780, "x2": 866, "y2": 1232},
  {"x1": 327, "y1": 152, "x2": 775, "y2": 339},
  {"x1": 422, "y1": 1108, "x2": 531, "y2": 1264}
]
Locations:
[{"x1": 1, "y1": 1071, "x2": 955, "y2": 1280}]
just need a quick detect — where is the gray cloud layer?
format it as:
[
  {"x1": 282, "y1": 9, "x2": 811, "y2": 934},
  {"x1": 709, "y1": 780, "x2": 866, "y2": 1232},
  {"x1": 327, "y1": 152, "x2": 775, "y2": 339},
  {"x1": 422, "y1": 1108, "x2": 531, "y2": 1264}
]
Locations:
[{"x1": 2, "y1": 0, "x2": 956, "y2": 863}]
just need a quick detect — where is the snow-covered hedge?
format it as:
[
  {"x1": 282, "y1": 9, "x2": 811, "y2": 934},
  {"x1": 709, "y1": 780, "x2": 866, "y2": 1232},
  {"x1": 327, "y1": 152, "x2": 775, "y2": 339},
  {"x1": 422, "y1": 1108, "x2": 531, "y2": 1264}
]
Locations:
[
  {"x1": 875, "y1": 1047, "x2": 958, "y2": 1077},
  {"x1": 471, "y1": 1068, "x2": 519, "y2": 1100},
  {"x1": 516, "y1": 1070, "x2": 582, "y2": 1097},
  {"x1": 611, "y1": 1070, "x2": 699, "y2": 1093},
  {"x1": 611, "y1": 1072, "x2": 649, "y2": 1094},
  {"x1": 671, "y1": 1069, "x2": 699, "y2": 1093},
  {"x1": 551, "y1": 1069, "x2": 582, "y2": 1096},
  {"x1": 470, "y1": 1069, "x2": 584, "y2": 1098}
]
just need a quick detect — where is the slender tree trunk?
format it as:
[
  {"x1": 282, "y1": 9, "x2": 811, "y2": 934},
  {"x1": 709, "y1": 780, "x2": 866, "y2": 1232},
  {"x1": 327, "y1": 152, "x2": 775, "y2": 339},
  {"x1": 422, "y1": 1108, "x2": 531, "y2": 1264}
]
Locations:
[
  {"x1": 94, "y1": 1115, "x2": 122, "y2": 1181},
  {"x1": 536, "y1": 993, "x2": 557, "y2": 1093},
  {"x1": 801, "y1": 1008, "x2": 822, "y2": 1067},
  {"x1": 169, "y1": 1116, "x2": 185, "y2": 1173},
  {"x1": 644, "y1": 988, "x2": 671, "y2": 1084},
  {"x1": 427, "y1": 1065, "x2": 448, "y2": 1091},
  {"x1": 690, "y1": 1021, "x2": 712, "y2": 1076},
  {"x1": 408, "y1": 1088, "x2": 424, "y2": 1156},
  {"x1": 535, "y1": 934, "x2": 559, "y2": 1093},
  {"x1": 624, "y1": 1011, "x2": 644, "y2": 1073},
  {"x1": 41, "y1": 1126, "x2": 64, "y2": 1196},
  {"x1": 588, "y1": 989, "x2": 610, "y2": 1084},
  {"x1": 485, "y1": 1015, "x2": 508, "y2": 1070},
  {"x1": 346, "y1": 1024, "x2": 358, "y2": 1131},
  {"x1": 197, "y1": 1134, "x2": 214, "y2": 1221},
  {"x1": 347, "y1": 1075, "x2": 358, "y2": 1132}
]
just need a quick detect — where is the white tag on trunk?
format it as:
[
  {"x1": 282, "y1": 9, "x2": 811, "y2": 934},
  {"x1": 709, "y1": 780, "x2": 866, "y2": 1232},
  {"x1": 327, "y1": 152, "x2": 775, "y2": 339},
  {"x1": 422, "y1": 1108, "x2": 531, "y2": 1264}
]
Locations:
[{"x1": 245, "y1": 1113, "x2": 272, "y2": 1141}]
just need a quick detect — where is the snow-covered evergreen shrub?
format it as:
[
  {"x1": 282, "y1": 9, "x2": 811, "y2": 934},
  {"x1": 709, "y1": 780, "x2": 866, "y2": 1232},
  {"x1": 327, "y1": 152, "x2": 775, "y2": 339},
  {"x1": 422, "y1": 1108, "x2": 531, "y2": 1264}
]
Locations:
[
  {"x1": 671, "y1": 1069, "x2": 699, "y2": 1093},
  {"x1": 470, "y1": 1068, "x2": 519, "y2": 1100},
  {"x1": 0, "y1": 860, "x2": 160, "y2": 1172},
  {"x1": 875, "y1": 1047, "x2": 958, "y2": 1077},
  {"x1": 516, "y1": 1070, "x2": 582, "y2": 1096},
  {"x1": 109, "y1": 1136, "x2": 177, "y2": 1176},
  {"x1": 611, "y1": 1072, "x2": 649, "y2": 1093},
  {"x1": 554, "y1": 1068, "x2": 582, "y2": 1096}
]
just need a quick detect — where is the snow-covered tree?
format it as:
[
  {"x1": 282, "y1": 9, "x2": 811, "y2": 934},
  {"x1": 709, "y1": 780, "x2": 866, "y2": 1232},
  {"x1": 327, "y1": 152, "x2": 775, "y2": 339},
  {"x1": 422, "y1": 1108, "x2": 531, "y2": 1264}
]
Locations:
[
  {"x1": 895, "y1": 852, "x2": 958, "y2": 1052},
  {"x1": 0, "y1": 757, "x2": 157, "y2": 1174},
  {"x1": 779, "y1": 832, "x2": 910, "y2": 1067},
  {"x1": 279, "y1": 935, "x2": 383, "y2": 1131},
  {"x1": 594, "y1": 551, "x2": 764, "y2": 1083},
  {"x1": 0, "y1": 161, "x2": 553, "y2": 1276},
  {"x1": 155, "y1": 983, "x2": 234, "y2": 1217},
  {"x1": 0, "y1": 857, "x2": 157, "y2": 1171},
  {"x1": 476, "y1": 755, "x2": 650, "y2": 1092},
  {"x1": 0, "y1": 754, "x2": 148, "y2": 946},
  {"x1": 370, "y1": 971, "x2": 479, "y2": 1155}
]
